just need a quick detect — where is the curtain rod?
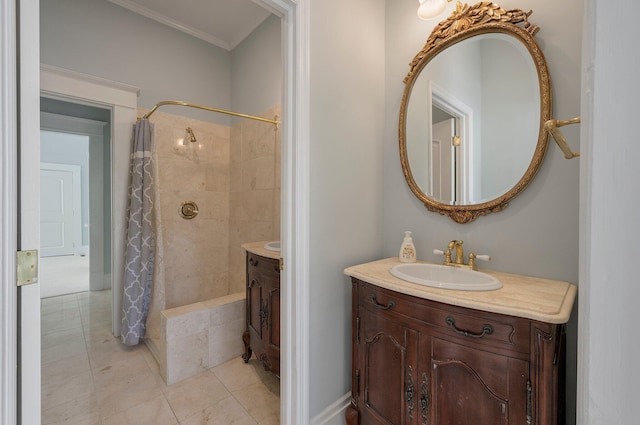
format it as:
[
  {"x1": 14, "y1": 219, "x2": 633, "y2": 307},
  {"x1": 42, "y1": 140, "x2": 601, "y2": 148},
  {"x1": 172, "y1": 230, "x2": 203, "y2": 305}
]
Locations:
[{"x1": 141, "y1": 100, "x2": 279, "y2": 128}]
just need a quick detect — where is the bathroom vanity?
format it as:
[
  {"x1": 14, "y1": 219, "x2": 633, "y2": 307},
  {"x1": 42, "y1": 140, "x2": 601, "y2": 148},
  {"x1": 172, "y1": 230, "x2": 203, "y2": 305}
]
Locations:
[
  {"x1": 241, "y1": 242, "x2": 281, "y2": 377},
  {"x1": 344, "y1": 258, "x2": 576, "y2": 425}
]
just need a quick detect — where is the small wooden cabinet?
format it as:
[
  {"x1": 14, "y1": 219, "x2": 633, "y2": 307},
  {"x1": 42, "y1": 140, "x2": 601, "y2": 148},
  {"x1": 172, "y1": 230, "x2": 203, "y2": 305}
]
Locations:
[
  {"x1": 347, "y1": 278, "x2": 566, "y2": 425},
  {"x1": 242, "y1": 252, "x2": 281, "y2": 376}
]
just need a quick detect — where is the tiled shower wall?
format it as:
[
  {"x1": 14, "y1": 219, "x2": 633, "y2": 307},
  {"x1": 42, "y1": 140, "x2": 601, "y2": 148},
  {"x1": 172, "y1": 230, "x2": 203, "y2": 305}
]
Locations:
[
  {"x1": 142, "y1": 106, "x2": 280, "y2": 350},
  {"x1": 228, "y1": 105, "x2": 281, "y2": 293}
]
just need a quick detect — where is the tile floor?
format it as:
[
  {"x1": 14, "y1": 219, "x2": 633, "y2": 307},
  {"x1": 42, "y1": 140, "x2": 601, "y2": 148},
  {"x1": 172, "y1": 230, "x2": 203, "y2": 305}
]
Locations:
[{"x1": 41, "y1": 290, "x2": 280, "y2": 425}]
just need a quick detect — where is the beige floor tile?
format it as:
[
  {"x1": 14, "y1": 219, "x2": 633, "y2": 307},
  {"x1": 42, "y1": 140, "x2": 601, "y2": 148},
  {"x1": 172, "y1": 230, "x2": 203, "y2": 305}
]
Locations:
[
  {"x1": 180, "y1": 396, "x2": 258, "y2": 425},
  {"x1": 101, "y1": 395, "x2": 178, "y2": 425},
  {"x1": 41, "y1": 393, "x2": 100, "y2": 425},
  {"x1": 41, "y1": 313, "x2": 83, "y2": 334},
  {"x1": 96, "y1": 370, "x2": 165, "y2": 419},
  {"x1": 231, "y1": 381, "x2": 280, "y2": 424},
  {"x1": 41, "y1": 336, "x2": 87, "y2": 365},
  {"x1": 41, "y1": 370, "x2": 95, "y2": 411},
  {"x1": 86, "y1": 336, "x2": 146, "y2": 371},
  {"x1": 41, "y1": 325, "x2": 85, "y2": 349},
  {"x1": 42, "y1": 352, "x2": 91, "y2": 387},
  {"x1": 92, "y1": 349, "x2": 152, "y2": 392},
  {"x1": 41, "y1": 293, "x2": 79, "y2": 311},
  {"x1": 41, "y1": 289, "x2": 281, "y2": 425},
  {"x1": 257, "y1": 413, "x2": 280, "y2": 425},
  {"x1": 163, "y1": 370, "x2": 231, "y2": 422},
  {"x1": 212, "y1": 357, "x2": 264, "y2": 392}
]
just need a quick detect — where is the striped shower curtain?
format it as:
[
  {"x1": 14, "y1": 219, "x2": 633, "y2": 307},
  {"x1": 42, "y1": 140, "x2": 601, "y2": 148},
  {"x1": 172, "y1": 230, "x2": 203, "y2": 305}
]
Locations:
[{"x1": 121, "y1": 119, "x2": 155, "y2": 346}]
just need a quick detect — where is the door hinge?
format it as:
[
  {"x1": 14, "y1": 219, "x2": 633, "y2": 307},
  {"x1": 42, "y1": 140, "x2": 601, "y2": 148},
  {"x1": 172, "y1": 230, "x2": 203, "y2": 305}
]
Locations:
[
  {"x1": 17, "y1": 250, "x2": 38, "y2": 286},
  {"x1": 452, "y1": 135, "x2": 461, "y2": 147}
]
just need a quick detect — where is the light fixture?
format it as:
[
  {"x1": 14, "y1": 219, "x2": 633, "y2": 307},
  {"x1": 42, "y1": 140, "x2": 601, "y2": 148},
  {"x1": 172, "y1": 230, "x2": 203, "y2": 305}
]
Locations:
[
  {"x1": 544, "y1": 117, "x2": 581, "y2": 159},
  {"x1": 417, "y1": 0, "x2": 454, "y2": 20}
]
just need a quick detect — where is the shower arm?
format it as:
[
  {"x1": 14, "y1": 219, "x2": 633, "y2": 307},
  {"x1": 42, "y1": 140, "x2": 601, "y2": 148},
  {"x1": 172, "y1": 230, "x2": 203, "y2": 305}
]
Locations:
[{"x1": 141, "y1": 100, "x2": 279, "y2": 128}]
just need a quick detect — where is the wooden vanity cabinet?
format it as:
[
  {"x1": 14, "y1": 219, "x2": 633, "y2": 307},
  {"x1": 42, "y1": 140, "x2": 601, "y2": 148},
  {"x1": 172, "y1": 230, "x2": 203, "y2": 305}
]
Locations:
[
  {"x1": 347, "y1": 278, "x2": 566, "y2": 425},
  {"x1": 242, "y1": 252, "x2": 280, "y2": 377}
]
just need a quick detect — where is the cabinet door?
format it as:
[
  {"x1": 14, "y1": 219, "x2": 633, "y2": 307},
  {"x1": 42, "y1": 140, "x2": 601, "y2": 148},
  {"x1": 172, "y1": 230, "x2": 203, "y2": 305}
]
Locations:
[
  {"x1": 247, "y1": 269, "x2": 264, "y2": 344},
  {"x1": 359, "y1": 307, "x2": 418, "y2": 425},
  {"x1": 265, "y1": 273, "x2": 280, "y2": 375},
  {"x1": 430, "y1": 337, "x2": 529, "y2": 424}
]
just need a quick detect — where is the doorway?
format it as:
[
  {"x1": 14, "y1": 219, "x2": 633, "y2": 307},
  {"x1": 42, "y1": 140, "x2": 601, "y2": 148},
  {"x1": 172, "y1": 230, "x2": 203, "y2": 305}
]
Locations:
[
  {"x1": 428, "y1": 80, "x2": 474, "y2": 204},
  {"x1": 39, "y1": 98, "x2": 112, "y2": 300}
]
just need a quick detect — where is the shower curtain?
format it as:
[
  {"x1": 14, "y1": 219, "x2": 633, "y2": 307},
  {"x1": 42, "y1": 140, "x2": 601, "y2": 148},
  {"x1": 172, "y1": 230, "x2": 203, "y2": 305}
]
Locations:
[{"x1": 121, "y1": 119, "x2": 155, "y2": 346}]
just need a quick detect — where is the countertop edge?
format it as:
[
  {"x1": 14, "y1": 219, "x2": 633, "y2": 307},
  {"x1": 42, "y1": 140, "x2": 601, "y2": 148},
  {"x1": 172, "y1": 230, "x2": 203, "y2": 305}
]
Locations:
[
  {"x1": 344, "y1": 258, "x2": 577, "y2": 324},
  {"x1": 242, "y1": 241, "x2": 280, "y2": 260}
]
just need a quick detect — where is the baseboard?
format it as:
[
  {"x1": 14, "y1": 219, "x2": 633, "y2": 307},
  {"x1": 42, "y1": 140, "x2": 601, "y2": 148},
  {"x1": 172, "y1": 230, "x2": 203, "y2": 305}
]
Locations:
[{"x1": 311, "y1": 392, "x2": 350, "y2": 425}]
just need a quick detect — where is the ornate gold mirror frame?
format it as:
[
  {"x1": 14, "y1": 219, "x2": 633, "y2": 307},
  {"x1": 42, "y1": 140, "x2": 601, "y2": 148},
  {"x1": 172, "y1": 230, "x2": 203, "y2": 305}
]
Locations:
[{"x1": 399, "y1": 2, "x2": 551, "y2": 223}]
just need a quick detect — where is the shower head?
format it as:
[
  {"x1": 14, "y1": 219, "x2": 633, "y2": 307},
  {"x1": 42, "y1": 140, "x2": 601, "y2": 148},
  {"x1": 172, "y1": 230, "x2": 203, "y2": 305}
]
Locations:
[{"x1": 185, "y1": 127, "x2": 197, "y2": 143}]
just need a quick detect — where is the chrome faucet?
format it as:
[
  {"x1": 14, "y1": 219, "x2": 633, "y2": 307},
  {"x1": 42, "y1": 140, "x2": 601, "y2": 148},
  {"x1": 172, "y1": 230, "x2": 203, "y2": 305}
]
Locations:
[{"x1": 434, "y1": 240, "x2": 491, "y2": 271}]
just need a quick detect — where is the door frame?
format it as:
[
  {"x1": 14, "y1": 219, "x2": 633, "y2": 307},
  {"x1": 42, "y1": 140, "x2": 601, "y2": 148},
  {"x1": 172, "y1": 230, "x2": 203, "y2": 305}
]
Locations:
[
  {"x1": 41, "y1": 112, "x2": 110, "y2": 290},
  {"x1": 0, "y1": 0, "x2": 20, "y2": 422},
  {"x1": 256, "y1": 1, "x2": 311, "y2": 423},
  {"x1": 2, "y1": 1, "x2": 311, "y2": 425}
]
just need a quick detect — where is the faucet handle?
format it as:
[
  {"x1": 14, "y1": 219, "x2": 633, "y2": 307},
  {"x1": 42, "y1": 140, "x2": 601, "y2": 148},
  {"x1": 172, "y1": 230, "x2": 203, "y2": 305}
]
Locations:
[
  {"x1": 474, "y1": 254, "x2": 491, "y2": 262},
  {"x1": 434, "y1": 248, "x2": 453, "y2": 264},
  {"x1": 468, "y1": 253, "x2": 491, "y2": 271}
]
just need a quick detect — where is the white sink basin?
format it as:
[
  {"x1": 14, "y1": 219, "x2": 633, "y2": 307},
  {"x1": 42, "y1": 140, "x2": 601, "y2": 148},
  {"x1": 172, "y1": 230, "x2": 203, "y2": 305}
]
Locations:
[
  {"x1": 390, "y1": 263, "x2": 501, "y2": 291},
  {"x1": 264, "y1": 241, "x2": 280, "y2": 252}
]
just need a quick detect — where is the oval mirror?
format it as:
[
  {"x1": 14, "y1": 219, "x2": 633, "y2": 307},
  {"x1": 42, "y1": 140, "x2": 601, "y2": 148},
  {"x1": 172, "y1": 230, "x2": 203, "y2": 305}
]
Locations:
[{"x1": 399, "y1": 3, "x2": 551, "y2": 223}]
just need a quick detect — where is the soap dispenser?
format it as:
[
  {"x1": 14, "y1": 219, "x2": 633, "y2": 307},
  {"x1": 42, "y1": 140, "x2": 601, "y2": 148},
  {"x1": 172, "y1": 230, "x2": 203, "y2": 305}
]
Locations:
[{"x1": 399, "y1": 231, "x2": 417, "y2": 263}]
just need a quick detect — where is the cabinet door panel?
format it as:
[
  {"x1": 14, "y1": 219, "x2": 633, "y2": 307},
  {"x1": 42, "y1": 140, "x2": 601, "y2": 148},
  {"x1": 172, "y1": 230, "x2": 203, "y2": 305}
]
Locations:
[
  {"x1": 361, "y1": 307, "x2": 417, "y2": 425},
  {"x1": 266, "y1": 276, "x2": 280, "y2": 375},
  {"x1": 247, "y1": 278, "x2": 263, "y2": 339},
  {"x1": 432, "y1": 337, "x2": 528, "y2": 424},
  {"x1": 244, "y1": 253, "x2": 280, "y2": 375}
]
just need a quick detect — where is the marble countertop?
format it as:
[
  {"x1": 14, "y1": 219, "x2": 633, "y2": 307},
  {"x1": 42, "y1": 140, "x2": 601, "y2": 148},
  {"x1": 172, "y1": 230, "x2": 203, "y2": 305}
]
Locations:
[
  {"x1": 242, "y1": 241, "x2": 280, "y2": 260},
  {"x1": 344, "y1": 258, "x2": 577, "y2": 324}
]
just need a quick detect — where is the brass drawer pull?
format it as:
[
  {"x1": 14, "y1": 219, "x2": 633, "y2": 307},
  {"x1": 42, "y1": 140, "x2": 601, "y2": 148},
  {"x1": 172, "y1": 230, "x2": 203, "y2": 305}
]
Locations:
[
  {"x1": 249, "y1": 257, "x2": 259, "y2": 267},
  {"x1": 445, "y1": 316, "x2": 494, "y2": 338},
  {"x1": 370, "y1": 294, "x2": 395, "y2": 310}
]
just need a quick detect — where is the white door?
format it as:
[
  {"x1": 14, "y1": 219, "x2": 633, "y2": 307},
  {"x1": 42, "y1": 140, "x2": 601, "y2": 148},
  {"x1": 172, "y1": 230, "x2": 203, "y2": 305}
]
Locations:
[
  {"x1": 40, "y1": 163, "x2": 80, "y2": 257},
  {"x1": 431, "y1": 118, "x2": 455, "y2": 203}
]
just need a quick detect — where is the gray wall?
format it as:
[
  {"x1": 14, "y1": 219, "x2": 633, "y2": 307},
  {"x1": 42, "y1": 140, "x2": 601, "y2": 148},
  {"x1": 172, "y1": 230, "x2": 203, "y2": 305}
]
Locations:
[
  {"x1": 384, "y1": 0, "x2": 582, "y2": 422},
  {"x1": 40, "y1": 0, "x2": 232, "y2": 125},
  {"x1": 231, "y1": 14, "x2": 282, "y2": 121},
  {"x1": 309, "y1": 0, "x2": 386, "y2": 417}
]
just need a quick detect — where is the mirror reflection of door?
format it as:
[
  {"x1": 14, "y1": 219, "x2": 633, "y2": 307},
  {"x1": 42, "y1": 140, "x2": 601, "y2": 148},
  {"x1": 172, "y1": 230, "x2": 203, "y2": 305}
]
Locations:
[
  {"x1": 428, "y1": 82, "x2": 472, "y2": 205},
  {"x1": 431, "y1": 116, "x2": 456, "y2": 204}
]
